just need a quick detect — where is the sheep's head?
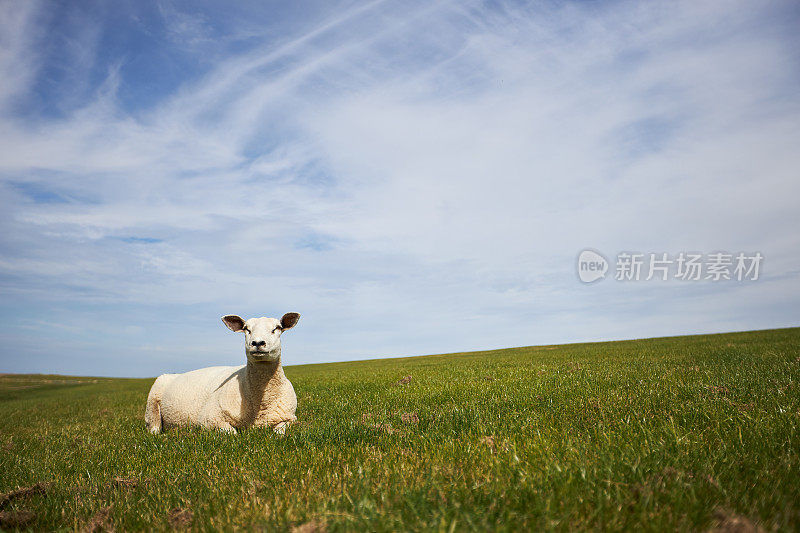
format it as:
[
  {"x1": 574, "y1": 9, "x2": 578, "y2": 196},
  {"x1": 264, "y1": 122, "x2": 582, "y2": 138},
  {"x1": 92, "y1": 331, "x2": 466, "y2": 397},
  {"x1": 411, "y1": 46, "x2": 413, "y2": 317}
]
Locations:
[{"x1": 221, "y1": 313, "x2": 300, "y2": 363}]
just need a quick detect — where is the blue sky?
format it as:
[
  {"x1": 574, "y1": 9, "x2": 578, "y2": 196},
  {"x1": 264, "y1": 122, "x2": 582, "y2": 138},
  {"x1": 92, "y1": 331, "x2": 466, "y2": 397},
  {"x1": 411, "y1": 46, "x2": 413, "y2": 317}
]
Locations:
[{"x1": 1, "y1": 0, "x2": 799, "y2": 377}]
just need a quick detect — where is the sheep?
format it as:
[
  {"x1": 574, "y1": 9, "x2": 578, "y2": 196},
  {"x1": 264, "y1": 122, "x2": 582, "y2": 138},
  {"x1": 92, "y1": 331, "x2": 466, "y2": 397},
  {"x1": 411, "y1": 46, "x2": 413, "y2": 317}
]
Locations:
[{"x1": 144, "y1": 313, "x2": 300, "y2": 435}]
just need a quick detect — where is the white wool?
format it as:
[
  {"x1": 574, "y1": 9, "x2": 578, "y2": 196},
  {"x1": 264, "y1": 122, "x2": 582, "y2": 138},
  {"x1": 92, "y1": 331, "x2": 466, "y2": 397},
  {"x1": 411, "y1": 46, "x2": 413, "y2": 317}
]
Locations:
[{"x1": 144, "y1": 313, "x2": 300, "y2": 434}]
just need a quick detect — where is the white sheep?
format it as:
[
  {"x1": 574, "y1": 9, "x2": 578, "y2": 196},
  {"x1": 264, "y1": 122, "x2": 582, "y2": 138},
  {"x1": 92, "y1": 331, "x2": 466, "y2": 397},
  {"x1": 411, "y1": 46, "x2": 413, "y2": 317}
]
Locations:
[{"x1": 144, "y1": 313, "x2": 300, "y2": 435}]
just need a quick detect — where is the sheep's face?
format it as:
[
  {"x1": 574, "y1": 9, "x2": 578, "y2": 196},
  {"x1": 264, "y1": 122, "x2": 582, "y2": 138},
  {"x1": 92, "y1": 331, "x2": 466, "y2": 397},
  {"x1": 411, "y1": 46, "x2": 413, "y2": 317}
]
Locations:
[{"x1": 221, "y1": 313, "x2": 300, "y2": 363}]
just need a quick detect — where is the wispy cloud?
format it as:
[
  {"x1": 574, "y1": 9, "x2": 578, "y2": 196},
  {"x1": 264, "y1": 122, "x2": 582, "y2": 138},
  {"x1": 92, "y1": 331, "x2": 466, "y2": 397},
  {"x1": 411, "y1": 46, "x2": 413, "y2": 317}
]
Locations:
[
  {"x1": 0, "y1": 0, "x2": 799, "y2": 376},
  {"x1": 0, "y1": 0, "x2": 44, "y2": 111}
]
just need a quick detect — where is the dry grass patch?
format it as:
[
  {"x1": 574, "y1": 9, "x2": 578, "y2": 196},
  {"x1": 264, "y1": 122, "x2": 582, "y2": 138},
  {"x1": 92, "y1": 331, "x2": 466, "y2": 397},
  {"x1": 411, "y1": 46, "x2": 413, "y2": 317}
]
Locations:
[
  {"x1": 0, "y1": 509, "x2": 36, "y2": 528},
  {"x1": 709, "y1": 507, "x2": 764, "y2": 533},
  {"x1": 0, "y1": 482, "x2": 49, "y2": 508},
  {"x1": 167, "y1": 507, "x2": 193, "y2": 529},
  {"x1": 81, "y1": 506, "x2": 113, "y2": 533},
  {"x1": 394, "y1": 375, "x2": 412, "y2": 386},
  {"x1": 400, "y1": 412, "x2": 419, "y2": 424}
]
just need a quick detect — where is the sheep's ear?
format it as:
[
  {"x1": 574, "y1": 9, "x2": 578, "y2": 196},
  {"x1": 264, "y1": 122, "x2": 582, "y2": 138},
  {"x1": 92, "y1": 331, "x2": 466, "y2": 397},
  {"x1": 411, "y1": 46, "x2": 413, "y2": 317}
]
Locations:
[
  {"x1": 281, "y1": 312, "x2": 300, "y2": 330},
  {"x1": 222, "y1": 315, "x2": 245, "y2": 332}
]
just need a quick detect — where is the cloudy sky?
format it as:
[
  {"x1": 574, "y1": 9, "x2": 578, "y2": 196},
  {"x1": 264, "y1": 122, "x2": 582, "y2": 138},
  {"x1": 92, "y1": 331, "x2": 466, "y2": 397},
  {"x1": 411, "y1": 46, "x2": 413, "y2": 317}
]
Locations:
[{"x1": 1, "y1": 0, "x2": 798, "y2": 377}]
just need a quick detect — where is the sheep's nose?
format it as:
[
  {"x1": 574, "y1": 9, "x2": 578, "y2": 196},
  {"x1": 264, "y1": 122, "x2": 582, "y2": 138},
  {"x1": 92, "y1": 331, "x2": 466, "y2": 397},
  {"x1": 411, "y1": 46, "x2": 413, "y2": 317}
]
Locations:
[{"x1": 251, "y1": 340, "x2": 266, "y2": 348}]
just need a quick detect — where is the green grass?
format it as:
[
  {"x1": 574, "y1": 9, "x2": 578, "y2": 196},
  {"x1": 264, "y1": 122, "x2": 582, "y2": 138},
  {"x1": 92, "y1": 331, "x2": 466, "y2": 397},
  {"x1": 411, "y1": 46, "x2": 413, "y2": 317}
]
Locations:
[{"x1": 1, "y1": 328, "x2": 799, "y2": 531}]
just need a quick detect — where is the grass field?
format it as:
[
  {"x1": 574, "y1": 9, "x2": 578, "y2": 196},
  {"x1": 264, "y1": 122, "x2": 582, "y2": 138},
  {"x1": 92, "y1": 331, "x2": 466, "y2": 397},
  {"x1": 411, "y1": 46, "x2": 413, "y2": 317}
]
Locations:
[{"x1": 1, "y1": 328, "x2": 799, "y2": 531}]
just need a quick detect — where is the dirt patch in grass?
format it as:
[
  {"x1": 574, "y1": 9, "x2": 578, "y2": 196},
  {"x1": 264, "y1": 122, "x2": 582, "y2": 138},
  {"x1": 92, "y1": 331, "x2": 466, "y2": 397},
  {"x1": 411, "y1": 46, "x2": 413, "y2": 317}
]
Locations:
[
  {"x1": 360, "y1": 413, "x2": 409, "y2": 435},
  {"x1": 400, "y1": 412, "x2": 419, "y2": 424},
  {"x1": 292, "y1": 520, "x2": 327, "y2": 533},
  {"x1": 394, "y1": 375, "x2": 412, "y2": 386},
  {"x1": 82, "y1": 506, "x2": 113, "y2": 533},
  {"x1": 720, "y1": 397, "x2": 755, "y2": 412},
  {"x1": 478, "y1": 435, "x2": 511, "y2": 454},
  {"x1": 370, "y1": 423, "x2": 396, "y2": 435},
  {"x1": 709, "y1": 507, "x2": 764, "y2": 532},
  {"x1": 104, "y1": 477, "x2": 140, "y2": 491},
  {"x1": 167, "y1": 507, "x2": 193, "y2": 529},
  {"x1": 704, "y1": 385, "x2": 730, "y2": 396},
  {"x1": 0, "y1": 510, "x2": 36, "y2": 528},
  {"x1": 0, "y1": 482, "x2": 49, "y2": 508}
]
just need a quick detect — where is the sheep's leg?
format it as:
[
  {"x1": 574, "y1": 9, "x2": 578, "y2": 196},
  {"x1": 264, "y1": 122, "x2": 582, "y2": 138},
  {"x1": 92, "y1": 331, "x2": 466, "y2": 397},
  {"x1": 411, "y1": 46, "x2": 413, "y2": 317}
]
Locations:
[
  {"x1": 199, "y1": 418, "x2": 238, "y2": 433},
  {"x1": 217, "y1": 422, "x2": 237, "y2": 434},
  {"x1": 144, "y1": 385, "x2": 163, "y2": 434},
  {"x1": 200, "y1": 411, "x2": 238, "y2": 434},
  {"x1": 272, "y1": 420, "x2": 292, "y2": 435}
]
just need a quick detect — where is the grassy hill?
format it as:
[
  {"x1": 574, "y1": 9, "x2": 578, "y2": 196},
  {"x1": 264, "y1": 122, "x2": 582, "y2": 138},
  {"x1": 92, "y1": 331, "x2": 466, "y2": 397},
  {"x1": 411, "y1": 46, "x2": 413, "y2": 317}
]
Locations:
[{"x1": 1, "y1": 328, "x2": 799, "y2": 531}]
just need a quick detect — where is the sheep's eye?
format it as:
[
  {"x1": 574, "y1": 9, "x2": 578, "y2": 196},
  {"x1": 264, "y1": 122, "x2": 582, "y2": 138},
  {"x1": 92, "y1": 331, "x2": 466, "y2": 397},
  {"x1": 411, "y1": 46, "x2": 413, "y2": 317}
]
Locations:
[
  {"x1": 272, "y1": 327, "x2": 281, "y2": 334},
  {"x1": 242, "y1": 327, "x2": 250, "y2": 334}
]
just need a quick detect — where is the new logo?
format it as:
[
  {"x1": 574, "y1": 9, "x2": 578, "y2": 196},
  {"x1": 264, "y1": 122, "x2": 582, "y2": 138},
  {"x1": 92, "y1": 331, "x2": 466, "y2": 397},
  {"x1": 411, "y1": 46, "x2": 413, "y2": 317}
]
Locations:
[{"x1": 577, "y1": 249, "x2": 608, "y2": 283}]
